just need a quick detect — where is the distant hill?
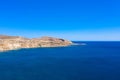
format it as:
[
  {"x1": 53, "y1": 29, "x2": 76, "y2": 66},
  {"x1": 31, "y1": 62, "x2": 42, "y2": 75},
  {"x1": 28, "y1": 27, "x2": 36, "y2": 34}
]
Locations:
[
  {"x1": 0, "y1": 35, "x2": 28, "y2": 40},
  {"x1": 0, "y1": 35, "x2": 72, "y2": 51}
]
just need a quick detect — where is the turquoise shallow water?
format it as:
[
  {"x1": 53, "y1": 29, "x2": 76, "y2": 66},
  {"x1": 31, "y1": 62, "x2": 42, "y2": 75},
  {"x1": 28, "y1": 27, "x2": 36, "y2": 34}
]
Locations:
[{"x1": 0, "y1": 41, "x2": 120, "y2": 80}]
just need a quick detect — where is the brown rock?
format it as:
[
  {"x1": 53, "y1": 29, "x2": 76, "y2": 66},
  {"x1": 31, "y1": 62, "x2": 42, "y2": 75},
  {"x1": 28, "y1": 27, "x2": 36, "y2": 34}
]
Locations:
[{"x1": 0, "y1": 35, "x2": 72, "y2": 51}]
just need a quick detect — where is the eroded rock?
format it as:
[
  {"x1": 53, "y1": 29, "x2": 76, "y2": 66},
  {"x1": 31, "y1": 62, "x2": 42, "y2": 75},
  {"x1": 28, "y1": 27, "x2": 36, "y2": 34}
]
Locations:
[{"x1": 0, "y1": 35, "x2": 72, "y2": 51}]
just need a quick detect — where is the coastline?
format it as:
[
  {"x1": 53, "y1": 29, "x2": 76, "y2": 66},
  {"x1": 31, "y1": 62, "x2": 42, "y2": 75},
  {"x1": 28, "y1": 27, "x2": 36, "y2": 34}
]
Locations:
[{"x1": 0, "y1": 35, "x2": 73, "y2": 52}]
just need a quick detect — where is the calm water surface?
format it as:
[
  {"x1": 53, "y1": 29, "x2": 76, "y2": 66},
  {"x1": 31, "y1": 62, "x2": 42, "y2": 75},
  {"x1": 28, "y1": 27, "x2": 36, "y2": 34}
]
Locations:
[{"x1": 0, "y1": 41, "x2": 120, "y2": 80}]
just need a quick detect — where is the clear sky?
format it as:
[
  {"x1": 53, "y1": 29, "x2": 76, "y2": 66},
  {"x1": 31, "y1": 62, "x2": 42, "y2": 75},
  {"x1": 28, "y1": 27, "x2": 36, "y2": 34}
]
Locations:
[{"x1": 0, "y1": 0, "x2": 120, "y2": 41}]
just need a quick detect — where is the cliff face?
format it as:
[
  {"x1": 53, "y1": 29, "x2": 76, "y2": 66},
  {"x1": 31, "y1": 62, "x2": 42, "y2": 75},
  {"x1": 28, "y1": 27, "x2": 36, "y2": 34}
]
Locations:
[{"x1": 0, "y1": 35, "x2": 72, "y2": 51}]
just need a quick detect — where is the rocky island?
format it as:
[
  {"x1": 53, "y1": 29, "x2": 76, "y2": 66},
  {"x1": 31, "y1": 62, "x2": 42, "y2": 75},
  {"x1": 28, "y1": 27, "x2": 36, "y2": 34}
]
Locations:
[{"x1": 0, "y1": 35, "x2": 73, "y2": 51}]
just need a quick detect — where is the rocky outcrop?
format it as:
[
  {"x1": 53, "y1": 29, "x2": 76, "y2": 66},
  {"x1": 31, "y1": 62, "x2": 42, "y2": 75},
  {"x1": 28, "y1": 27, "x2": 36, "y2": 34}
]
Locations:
[{"x1": 0, "y1": 35, "x2": 72, "y2": 51}]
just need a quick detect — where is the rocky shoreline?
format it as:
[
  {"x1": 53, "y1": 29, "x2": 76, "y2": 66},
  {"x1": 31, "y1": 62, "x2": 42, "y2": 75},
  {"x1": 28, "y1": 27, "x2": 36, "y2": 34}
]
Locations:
[{"x1": 0, "y1": 35, "x2": 73, "y2": 51}]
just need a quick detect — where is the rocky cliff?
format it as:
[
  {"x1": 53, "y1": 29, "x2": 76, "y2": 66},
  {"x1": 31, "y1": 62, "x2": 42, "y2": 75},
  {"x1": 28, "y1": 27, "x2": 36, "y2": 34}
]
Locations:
[{"x1": 0, "y1": 35, "x2": 72, "y2": 51}]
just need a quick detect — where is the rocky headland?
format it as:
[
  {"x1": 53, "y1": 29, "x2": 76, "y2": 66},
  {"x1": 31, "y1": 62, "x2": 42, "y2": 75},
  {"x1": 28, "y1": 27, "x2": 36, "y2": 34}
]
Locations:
[{"x1": 0, "y1": 35, "x2": 73, "y2": 51}]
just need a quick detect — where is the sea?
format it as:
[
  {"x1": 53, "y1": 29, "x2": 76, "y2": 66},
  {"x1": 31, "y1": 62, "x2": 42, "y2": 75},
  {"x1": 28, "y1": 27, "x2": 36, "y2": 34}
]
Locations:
[{"x1": 0, "y1": 41, "x2": 120, "y2": 80}]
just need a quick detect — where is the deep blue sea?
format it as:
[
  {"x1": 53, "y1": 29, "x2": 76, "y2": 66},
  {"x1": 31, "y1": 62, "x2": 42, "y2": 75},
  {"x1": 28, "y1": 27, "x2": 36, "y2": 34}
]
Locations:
[{"x1": 0, "y1": 41, "x2": 120, "y2": 80}]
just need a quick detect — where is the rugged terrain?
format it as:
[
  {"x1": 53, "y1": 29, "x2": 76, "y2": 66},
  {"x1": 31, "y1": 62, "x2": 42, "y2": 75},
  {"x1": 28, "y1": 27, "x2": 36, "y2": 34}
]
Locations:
[{"x1": 0, "y1": 35, "x2": 72, "y2": 51}]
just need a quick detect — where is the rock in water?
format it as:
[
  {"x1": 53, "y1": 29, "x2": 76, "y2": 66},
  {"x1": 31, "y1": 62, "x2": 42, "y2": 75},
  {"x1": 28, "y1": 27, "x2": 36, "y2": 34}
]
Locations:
[{"x1": 0, "y1": 35, "x2": 72, "y2": 51}]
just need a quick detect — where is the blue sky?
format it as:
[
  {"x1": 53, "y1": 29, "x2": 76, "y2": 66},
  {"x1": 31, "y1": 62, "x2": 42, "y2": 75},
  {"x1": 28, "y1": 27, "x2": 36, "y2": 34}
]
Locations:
[{"x1": 0, "y1": 0, "x2": 120, "y2": 41}]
